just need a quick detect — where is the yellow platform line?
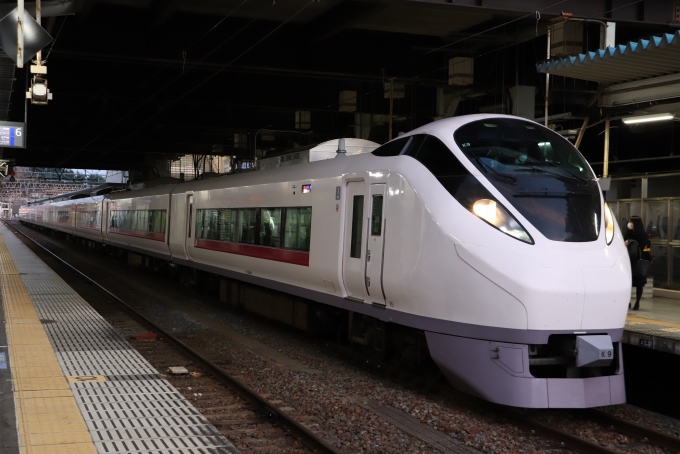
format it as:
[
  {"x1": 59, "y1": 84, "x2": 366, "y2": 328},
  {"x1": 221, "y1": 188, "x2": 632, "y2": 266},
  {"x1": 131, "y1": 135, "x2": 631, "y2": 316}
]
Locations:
[
  {"x1": 626, "y1": 313, "x2": 680, "y2": 329},
  {"x1": 0, "y1": 235, "x2": 96, "y2": 454}
]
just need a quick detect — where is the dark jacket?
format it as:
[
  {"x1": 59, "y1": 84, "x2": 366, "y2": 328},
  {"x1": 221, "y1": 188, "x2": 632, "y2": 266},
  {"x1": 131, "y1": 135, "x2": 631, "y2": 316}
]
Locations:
[{"x1": 625, "y1": 230, "x2": 651, "y2": 286}]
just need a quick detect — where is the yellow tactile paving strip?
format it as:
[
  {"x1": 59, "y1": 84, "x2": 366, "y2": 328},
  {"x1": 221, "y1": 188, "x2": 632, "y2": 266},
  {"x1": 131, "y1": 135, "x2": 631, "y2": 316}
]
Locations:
[
  {"x1": 0, "y1": 236, "x2": 96, "y2": 454},
  {"x1": 626, "y1": 313, "x2": 680, "y2": 329}
]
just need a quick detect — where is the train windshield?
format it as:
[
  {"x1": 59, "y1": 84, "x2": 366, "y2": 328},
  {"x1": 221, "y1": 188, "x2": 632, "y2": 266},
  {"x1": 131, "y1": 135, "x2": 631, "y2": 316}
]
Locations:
[
  {"x1": 454, "y1": 118, "x2": 601, "y2": 242},
  {"x1": 454, "y1": 119, "x2": 594, "y2": 181}
]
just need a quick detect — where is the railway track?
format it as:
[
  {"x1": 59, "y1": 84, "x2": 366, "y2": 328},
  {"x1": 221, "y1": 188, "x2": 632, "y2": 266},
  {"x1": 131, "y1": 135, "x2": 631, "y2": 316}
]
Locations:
[
  {"x1": 324, "y1": 315, "x2": 680, "y2": 454},
  {"x1": 5, "y1": 221, "x2": 341, "y2": 454},
  {"x1": 8, "y1": 220, "x2": 680, "y2": 454}
]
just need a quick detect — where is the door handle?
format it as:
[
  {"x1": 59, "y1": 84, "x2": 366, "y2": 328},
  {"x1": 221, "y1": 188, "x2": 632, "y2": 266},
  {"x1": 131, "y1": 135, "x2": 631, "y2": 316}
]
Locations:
[
  {"x1": 365, "y1": 277, "x2": 370, "y2": 287},
  {"x1": 367, "y1": 250, "x2": 371, "y2": 261}
]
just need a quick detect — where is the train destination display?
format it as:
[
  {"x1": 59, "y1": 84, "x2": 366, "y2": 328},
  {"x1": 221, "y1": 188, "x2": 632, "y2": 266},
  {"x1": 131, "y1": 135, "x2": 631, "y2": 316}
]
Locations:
[{"x1": 0, "y1": 121, "x2": 24, "y2": 148}]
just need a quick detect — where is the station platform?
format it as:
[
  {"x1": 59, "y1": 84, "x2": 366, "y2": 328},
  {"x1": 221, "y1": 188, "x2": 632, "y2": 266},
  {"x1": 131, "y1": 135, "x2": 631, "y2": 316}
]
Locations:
[
  {"x1": 0, "y1": 223, "x2": 239, "y2": 454},
  {"x1": 624, "y1": 294, "x2": 680, "y2": 355}
]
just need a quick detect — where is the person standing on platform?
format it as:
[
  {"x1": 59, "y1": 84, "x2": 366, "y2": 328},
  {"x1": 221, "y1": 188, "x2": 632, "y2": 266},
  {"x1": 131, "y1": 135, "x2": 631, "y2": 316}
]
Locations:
[{"x1": 624, "y1": 216, "x2": 651, "y2": 311}]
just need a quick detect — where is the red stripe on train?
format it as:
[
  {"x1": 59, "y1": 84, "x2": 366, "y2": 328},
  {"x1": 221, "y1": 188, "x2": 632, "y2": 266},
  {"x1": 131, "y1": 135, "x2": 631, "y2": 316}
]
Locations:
[
  {"x1": 109, "y1": 228, "x2": 166, "y2": 242},
  {"x1": 194, "y1": 239, "x2": 309, "y2": 266},
  {"x1": 77, "y1": 225, "x2": 101, "y2": 231}
]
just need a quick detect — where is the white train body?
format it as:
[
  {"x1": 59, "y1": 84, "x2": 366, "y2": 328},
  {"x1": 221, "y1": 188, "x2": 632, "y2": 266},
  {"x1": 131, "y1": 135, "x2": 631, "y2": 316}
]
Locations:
[{"x1": 20, "y1": 115, "x2": 630, "y2": 408}]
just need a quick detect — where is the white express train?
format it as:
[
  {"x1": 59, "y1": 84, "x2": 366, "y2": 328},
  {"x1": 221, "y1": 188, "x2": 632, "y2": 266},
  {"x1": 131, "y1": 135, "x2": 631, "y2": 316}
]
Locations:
[{"x1": 20, "y1": 114, "x2": 630, "y2": 408}]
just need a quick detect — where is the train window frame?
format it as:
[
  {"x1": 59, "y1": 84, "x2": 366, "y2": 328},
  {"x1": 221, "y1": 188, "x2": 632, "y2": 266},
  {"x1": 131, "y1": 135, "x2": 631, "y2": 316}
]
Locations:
[
  {"x1": 405, "y1": 134, "x2": 470, "y2": 177},
  {"x1": 109, "y1": 209, "x2": 167, "y2": 234},
  {"x1": 371, "y1": 195, "x2": 383, "y2": 236},
  {"x1": 57, "y1": 211, "x2": 70, "y2": 223},
  {"x1": 371, "y1": 136, "x2": 411, "y2": 157},
  {"x1": 194, "y1": 206, "x2": 312, "y2": 252},
  {"x1": 350, "y1": 196, "x2": 364, "y2": 258},
  {"x1": 260, "y1": 208, "x2": 283, "y2": 248}
]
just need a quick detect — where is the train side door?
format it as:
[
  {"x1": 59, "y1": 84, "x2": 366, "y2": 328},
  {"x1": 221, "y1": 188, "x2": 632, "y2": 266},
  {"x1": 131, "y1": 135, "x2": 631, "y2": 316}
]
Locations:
[
  {"x1": 184, "y1": 193, "x2": 194, "y2": 261},
  {"x1": 365, "y1": 184, "x2": 387, "y2": 306},
  {"x1": 342, "y1": 182, "x2": 370, "y2": 302},
  {"x1": 100, "y1": 200, "x2": 107, "y2": 236}
]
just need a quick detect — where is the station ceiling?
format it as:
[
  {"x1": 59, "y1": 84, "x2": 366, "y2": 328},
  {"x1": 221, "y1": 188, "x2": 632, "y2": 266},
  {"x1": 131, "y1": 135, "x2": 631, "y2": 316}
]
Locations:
[{"x1": 1, "y1": 0, "x2": 678, "y2": 177}]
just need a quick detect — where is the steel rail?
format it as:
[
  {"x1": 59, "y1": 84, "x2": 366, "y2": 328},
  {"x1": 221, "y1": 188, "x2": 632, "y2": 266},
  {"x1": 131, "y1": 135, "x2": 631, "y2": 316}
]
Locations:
[
  {"x1": 586, "y1": 409, "x2": 680, "y2": 452},
  {"x1": 328, "y1": 343, "x2": 679, "y2": 454},
  {"x1": 11, "y1": 221, "x2": 680, "y2": 454},
  {"x1": 5, "y1": 221, "x2": 342, "y2": 454}
]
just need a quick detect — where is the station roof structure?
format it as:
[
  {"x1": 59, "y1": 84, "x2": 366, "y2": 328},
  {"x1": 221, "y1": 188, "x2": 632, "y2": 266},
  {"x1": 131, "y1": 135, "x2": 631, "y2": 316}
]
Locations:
[
  {"x1": 537, "y1": 30, "x2": 680, "y2": 84},
  {"x1": 0, "y1": 0, "x2": 677, "y2": 178}
]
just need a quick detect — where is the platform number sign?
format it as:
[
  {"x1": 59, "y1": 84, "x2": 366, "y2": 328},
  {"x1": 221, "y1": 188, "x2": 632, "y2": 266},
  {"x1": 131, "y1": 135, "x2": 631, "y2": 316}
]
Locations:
[
  {"x1": 0, "y1": 352, "x2": 6, "y2": 369},
  {"x1": 0, "y1": 121, "x2": 25, "y2": 148}
]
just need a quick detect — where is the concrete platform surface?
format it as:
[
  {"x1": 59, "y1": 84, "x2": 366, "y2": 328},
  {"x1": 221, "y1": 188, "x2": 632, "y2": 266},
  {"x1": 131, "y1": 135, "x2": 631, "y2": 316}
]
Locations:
[
  {"x1": 624, "y1": 295, "x2": 680, "y2": 355},
  {"x1": 0, "y1": 223, "x2": 240, "y2": 454}
]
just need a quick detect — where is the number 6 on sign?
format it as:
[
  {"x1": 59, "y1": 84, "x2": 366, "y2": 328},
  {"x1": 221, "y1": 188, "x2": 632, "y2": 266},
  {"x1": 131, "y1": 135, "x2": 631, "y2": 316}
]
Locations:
[{"x1": 15, "y1": 128, "x2": 21, "y2": 136}]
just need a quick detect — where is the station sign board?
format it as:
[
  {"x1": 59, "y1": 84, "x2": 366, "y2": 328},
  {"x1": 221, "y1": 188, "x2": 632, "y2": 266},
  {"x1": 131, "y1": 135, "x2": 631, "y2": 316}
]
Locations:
[{"x1": 0, "y1": 121, "x2": 24, "y2": 148}]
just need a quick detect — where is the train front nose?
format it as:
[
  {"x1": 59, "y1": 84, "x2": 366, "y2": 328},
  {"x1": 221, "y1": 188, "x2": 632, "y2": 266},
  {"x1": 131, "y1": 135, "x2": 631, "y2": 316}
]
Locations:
[{"x1": 455, "y1": 243, "x2": 630, "y2": 331}]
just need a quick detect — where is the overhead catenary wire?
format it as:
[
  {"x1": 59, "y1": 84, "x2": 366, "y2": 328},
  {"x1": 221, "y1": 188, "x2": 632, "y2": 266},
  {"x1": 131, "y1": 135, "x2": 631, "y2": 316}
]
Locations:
[
  {"x1": 42, "y1": 15, "x2": 67, "y2": 63},
  {"x1": 57, "y1": 0, "x2": 647, "y2": 167},
  {"x1": 62, "y1": 1, "x2": 566, "y2": 163},
  {"x1": 411, "y1": 0, "x2": 646, "y2": 83},
  {"x1": 389, "y1": 0, "x2": 569, "y2": 71},
  {"x1": 284, "y1": 1, "x2": 574, "y2": 125},
  {"x1": 183, "y1": 0, "x2": 249, "y2": 55},
  {"x1": 53, "y1": 2, "x2": 256, "y2": 168},
  {"x1": 81, "y1": 0, "x2": 318, "y2": 167},
  {"x1": 210, "y1": 0, "x2": 641, "y2": 141}
]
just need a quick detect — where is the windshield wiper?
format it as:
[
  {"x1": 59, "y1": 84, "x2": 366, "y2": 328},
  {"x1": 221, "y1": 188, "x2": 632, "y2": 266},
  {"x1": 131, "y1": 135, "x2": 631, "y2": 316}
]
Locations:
[
  {"x1": 539, "y1": 162, "x2": 590, "y2": 182},
  {"x1": 471, "y1": 154, "x2": 517, "y2": 183},
  {"x1": 514, "y1": 165, "x2": 586, "y2": 182}
]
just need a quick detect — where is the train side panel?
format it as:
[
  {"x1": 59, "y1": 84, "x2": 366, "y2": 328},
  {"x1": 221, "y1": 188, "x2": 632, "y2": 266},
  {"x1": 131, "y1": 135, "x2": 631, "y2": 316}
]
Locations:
[
  {"x1": 106, "y1": 188, "x2": 172, "y2": 259},
  {"x1": 52, "y1": 200, "x2": 76, "y2": 235},
  {"x1": 74, "y1": 196, "x2": 105, "y2": 243},
  {"x1": 380, "y1": 167, "x2": 529, "y2": 330},
  {"x1": 170, "y1": 170, "x2": 346, "y2": 298}
]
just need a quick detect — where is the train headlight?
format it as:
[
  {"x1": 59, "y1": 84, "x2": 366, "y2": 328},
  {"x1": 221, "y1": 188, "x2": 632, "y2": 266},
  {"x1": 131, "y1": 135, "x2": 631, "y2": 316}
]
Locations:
[
  {"x1": 472, "y1": 198, "x2": 533, "y2": 244},
  {"x1": 604, "y1": 202, "x2": 615, "y2": 245}
]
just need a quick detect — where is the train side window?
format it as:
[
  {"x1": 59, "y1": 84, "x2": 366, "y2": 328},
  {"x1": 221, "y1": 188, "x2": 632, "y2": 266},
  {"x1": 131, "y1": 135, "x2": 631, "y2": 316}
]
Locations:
[
  {"x1": 410, "y1": 135, "x2": 468, "y2": 177},
  {"x1": 284, "y1": 208, "x2": 300, "y2": 250},
  {"x1": 260, "y1": 208, "x2": 282, "y2": 248},
  {"x1": 228, "y1": 209, "x2": 240, "y2": 242},
  {"x1": 298, "y1": 207, "x2": 312, "y2": 252},
  {"x1": 154, "y1": 210, "x2": 167, "y2": 234},
  {"x1": 283, "y1": 207, "x2": 312, "y2": 251},
  {"x1": 188, "y1": 203, "x2": 193, "y2": 238},
  {"x1": 372, "y1": 136, "x2": 411, "y2": 156},
  {"x1": 135, "y1": 211, "x2": 147, "y2": 232},
  {"x1": 196, "y1": 209, "x2": 213, "y2": 239},
  {"x1": 371, "y1": 195, "x2": 383, "y2": 236},
  {"x1": 402, "y1": 134, "x2": 427, "y2": 157},
  {"x1": 215, "y1": 208, "x2": 231, "y2": 241},
  {"x1": 350, "y1": 195, "x2": 364, "y2": 258},
  {"x1": 239, "y1": 208, "x2": 258, "y2": 244}
]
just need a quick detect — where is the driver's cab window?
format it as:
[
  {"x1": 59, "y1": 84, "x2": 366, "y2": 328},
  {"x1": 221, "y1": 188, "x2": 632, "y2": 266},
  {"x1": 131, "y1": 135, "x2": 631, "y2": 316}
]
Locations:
[{"x1": 404, "y1": 135, "x2": 468, "y2": 177}]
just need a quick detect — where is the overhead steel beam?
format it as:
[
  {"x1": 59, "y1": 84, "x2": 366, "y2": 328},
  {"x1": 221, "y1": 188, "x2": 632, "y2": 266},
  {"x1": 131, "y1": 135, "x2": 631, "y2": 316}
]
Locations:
[
  {"x1": 307, "y1": 0, "x2": 389, "y2": 40},
  {"x1": 601, "y1": 73, "x2": 680, "y2": 107},
  {"x1": 147, "y1": 0, "x2": 181, "y2": 30},
  {"x1": 50, "y1": 49, "x2": 448, "y2": 85},
  {"x1": 409, "y1": 0, "x2": 675, "y2": 24},
  {"x1": 0, "y1": 1, "x2": 76, "y2": 18},
  {"x1": 73, "y1": 0, "x2": 94, "y2": 22}
]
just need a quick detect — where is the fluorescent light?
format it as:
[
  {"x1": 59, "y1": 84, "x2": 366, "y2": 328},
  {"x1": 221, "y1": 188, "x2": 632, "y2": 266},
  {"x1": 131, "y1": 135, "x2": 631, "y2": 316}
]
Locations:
[{"x1": 622, "y1": 113, "x2": 674, "y2": 124}]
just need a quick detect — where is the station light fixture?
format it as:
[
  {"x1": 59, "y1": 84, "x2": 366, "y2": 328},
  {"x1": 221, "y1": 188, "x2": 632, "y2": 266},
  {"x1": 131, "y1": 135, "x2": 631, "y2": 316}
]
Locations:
[
  {"x1": 26, "y1": 65, "x2": 52, "y2": 105},
  {"x1": 622, "y1": 113, "x2": 674, "y2": 125}
]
